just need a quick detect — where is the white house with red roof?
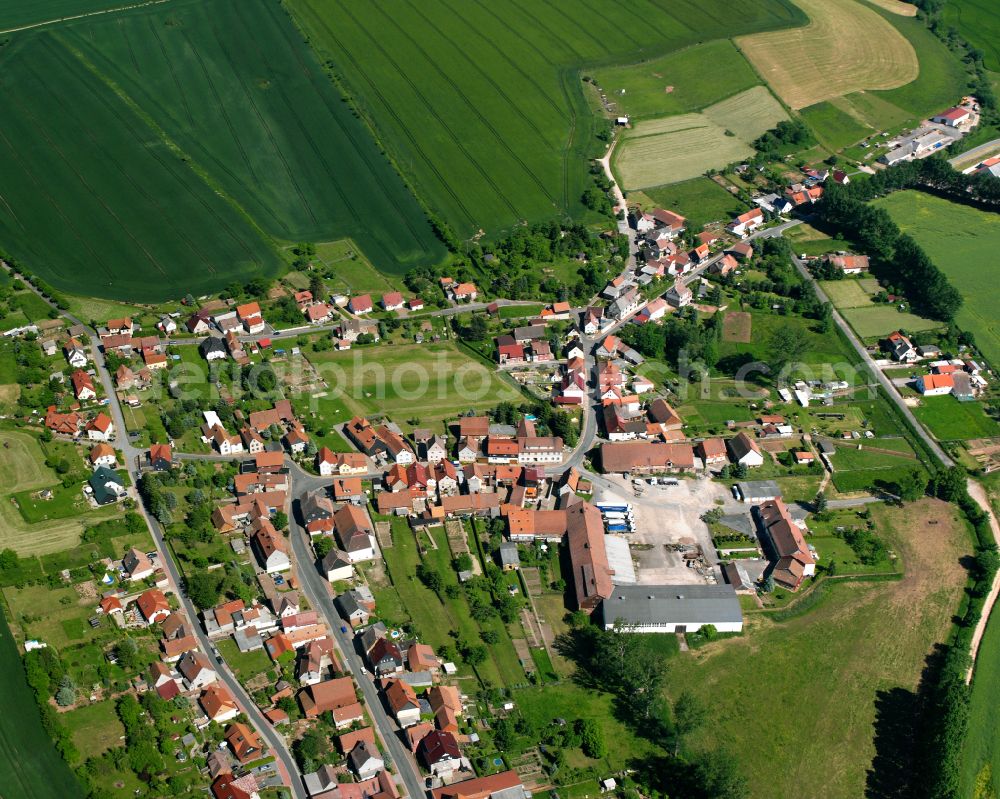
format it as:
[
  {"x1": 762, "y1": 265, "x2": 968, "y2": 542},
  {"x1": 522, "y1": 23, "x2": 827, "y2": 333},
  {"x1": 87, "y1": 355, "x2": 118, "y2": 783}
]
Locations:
[
  {"x1": 382, "y1": 292, "x2": 404, "y2": 312},
  {"x1": 72, "y1": 370, "x2": 97, "y2": 401},
  {"x1": 726, "y1": 208, "x2": 764, "y2": 238},
  {"x1": 86, "y1": 412, "x2": 115, "y2": 442},
  {"x1": 932, "y1": 106, "x2": 971, "y2": 127},
  {"x1": 349, "y1": 294, "x2": 373, "y2": 315}
]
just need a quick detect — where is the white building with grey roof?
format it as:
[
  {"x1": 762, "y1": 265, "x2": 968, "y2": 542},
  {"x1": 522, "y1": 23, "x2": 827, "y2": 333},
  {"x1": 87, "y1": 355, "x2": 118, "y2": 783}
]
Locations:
[{"x1": 601, "y1": 584, "x2": 743, "y2": 633}]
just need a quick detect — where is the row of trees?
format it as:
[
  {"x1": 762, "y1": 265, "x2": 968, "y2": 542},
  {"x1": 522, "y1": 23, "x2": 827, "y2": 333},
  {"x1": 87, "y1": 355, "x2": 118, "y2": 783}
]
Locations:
[{"x1": 817, "y1": 177, "x2": 964, "y2": 322}]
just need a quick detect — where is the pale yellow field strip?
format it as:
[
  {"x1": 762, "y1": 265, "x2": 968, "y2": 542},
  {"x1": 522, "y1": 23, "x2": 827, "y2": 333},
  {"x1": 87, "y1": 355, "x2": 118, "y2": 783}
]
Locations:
[
  {"x1": 864, "y1": 0, "x2": 918, "y2": 16},
  {"x1": 736, "y1": 0, "x2": 918, "y2": 110}
]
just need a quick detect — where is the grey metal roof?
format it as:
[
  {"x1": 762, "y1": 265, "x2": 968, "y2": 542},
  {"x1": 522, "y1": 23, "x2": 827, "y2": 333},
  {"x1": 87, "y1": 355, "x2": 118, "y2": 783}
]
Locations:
[
  {"x1": 736, "y1": 480, "x2": 781, "y2": 499},
  {"x1": 602, "y1": 584, "x2": 743, "y2": 626}
]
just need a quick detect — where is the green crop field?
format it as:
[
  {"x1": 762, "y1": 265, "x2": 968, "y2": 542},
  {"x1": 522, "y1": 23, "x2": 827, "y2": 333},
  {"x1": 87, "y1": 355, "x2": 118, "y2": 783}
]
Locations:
[
  {"x1": 840, "y1": 305, "x2": 943, "y2": 339},
  {"x1": 0, "y1": 611, "x2": 82, "y2": 799},
  {"x1": 288, "y1": 0, "x2": 805, "y2": 238},
  {"x1": 964, "y1": 599, "x2": 1000, "y2": 796},
  {"x1": 590, "y1": 40, "x2": 762, "y2": 120},
  {"x1": 799, "y1": 100, "x2": 872, "y2": 150},
  {"x1": 874, "y1": 191, "x2": 1000, "y2": 369},
  {"x1": 637, "y1": 177, "x2": 749, "y2": 231},
  {"x1": 0, "y1": 0, "x2": 443, "y2": 302},
  {"x1": 943, "y1": 0, "x2": 1000, "y2": 72}
]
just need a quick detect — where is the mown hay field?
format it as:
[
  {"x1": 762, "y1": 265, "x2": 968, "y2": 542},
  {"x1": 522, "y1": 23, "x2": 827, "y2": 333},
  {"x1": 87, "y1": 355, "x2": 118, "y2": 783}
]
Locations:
[
  {"x1": 737, "y1": 0, "x2": 917, "y2": 110},
  {"x1": 590, "y1": 40, "x2": 762, "y2": 120},
  {"x1": 819, "y1": 279, "x2": 877, "y2": 309},
  {"x1": 874, "y1": 191, "x2": 1000, "y2": 369},
  {"x1": 288, "y1": 0, "x2": 806, "y2": 239},
  {"x1": 615, "y1": 87, "x2": 788, "y2": 188}
]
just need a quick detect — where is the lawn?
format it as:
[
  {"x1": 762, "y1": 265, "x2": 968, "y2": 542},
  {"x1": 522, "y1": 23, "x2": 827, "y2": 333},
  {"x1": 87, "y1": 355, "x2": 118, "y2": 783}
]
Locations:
[
  {"x1": 718, "y1": 309, "x2": 855, "y2": 368},
  {"x1": 840, "y1": 305, "x2": 943, "y2": 339},
  {"x1": 307, "y1": 341, "x2": 519, "y2": 430},
  {"x1": 799, "y1": 100, "x2": 872, "y2": 150},
  {"x1": 874, "y1": 191, "x2": 1000, "y2": 369},
  {"x1": 217, "y1": 638, "x2": 273, "y2": 683},
  {"x1": 943, "y1": 0, "x2": 1000, "y2": 71},
  {"x1": 590, "y1": 39, "x2": 762, "y2": 120},
  {"x1": 0, "y1": 610, "x2": 82, "y2": 799},
  {"x1": 615, "y1": 87, "x2": 788, "y2": 189},
  {"x1": 668, "y1": 499, "x2": 970, "y2": 799},
  {"x1": 63, "y1": 700, "x2": 126, "y2": 760},
  {"x1": 639, "y1": 177, "x2": 749, "y2": 232},
  {"x1": 0, "y1": 429, "x2": 56, "y2": 493},
  {"x1": 288, "y1": 0, "x2": 804, "y2": 238},
  {"x1": 312, "y1": 240, "x2": 404, "y2": 295},
  {"x1": 914, "y1": 396, "x2": 1000, "y2": 441},
  {"x1": 819, "y1": 278, "x2": 875, "y2": 309},
  {"x1": 831, "y1": 443, "x2": 917, "y2": 471},
  {"x1": 3, "y1": 584, "x2": 105, "y2": 650}
]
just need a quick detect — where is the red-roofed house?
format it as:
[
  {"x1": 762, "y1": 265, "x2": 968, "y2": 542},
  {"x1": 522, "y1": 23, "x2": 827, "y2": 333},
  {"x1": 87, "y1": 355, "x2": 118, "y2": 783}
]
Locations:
[
  {"x1": 382, "y1": 292, "x2": 404, "y2": 311},
  {"x1": 349, "y1": 295, "x2": 373, "y2": 315},
  {"x1": 72, "y1": 370, "x2": 97, "y2": 401}
]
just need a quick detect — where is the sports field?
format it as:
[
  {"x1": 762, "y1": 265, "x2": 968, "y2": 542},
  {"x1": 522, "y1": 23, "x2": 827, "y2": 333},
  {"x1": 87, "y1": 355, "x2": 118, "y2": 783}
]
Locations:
[
  {"x1": 840, "y1": 305, "x2": 942, "y2": 339},
  {"x1": 307, "y1": 341, "x2": 520, "y2": 430},
  {"x1": 590, "y1": 40, "x2": 762, "y2": 120},
  {"x1": 668, "y1": 499, "x2": 970, "y2": 799},
  {"x1": 943, "y1": 0, "x2": 1000, "y2": 71},
  {"x1": 637, "y1": 177, "x2": 749, "y2": 231},
  {"x1": 615, "y1": 87, "x2": 788, "y2": 189},
  {"x1": 874, "y1": 191, "x2": 1000, "y2": 368},
  {"x1": 737, "y1": 0, "x2": 917, "y2": 110},
  {"x1": 288, "y1": 0, "x2": 806, "y2": 238}
]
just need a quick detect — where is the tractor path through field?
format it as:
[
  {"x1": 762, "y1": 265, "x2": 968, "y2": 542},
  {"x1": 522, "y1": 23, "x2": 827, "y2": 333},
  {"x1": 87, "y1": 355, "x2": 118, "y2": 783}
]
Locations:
[
  {"x1": 966, "y1": 478, "x2": 1000, "y2": 684},
  {"x1": 0, "y1": 0, "x2": 173, "y2": 35}
]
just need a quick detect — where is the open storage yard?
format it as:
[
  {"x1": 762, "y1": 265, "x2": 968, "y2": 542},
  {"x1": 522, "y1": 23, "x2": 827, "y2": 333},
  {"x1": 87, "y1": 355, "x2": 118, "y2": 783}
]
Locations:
[{"x1": 874, "y1": 191, "x2": 1000, "y2": 369}]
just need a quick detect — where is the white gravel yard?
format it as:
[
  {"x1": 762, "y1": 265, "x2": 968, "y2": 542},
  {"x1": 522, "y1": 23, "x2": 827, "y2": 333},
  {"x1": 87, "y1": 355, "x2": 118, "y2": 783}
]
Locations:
[{"x1": 591, "y1": 473, "x2": 745, "y2": 585}]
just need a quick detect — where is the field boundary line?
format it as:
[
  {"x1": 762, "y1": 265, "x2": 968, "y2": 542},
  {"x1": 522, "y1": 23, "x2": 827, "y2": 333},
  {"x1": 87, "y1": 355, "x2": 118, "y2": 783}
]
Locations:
[{"x1": 0, "y1": 0, "x2": 172, "y2": 35}]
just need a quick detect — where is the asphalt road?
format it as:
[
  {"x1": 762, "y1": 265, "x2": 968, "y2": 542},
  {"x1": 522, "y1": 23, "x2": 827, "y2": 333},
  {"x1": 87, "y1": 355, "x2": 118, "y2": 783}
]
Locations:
[
  {"x1": 788, "y1": 252, "x2": 953, "y2": 467},
  {"x1": 286, "y1": 486, "x2": 427, "y2": 799}
]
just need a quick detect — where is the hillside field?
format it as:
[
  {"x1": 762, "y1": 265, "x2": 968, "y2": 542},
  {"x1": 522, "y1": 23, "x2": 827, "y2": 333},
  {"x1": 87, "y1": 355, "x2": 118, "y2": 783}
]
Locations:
[
  {"x1": 590, "y1": 40, "x2": 762, "y2": 120},
  {"x1": 615, "y1": 86, "x2": 788, "y2": 188},
  {"x1": 943, "y1": 0, "x2": 1000, "y2": 72},
  {"x1": 637, "y1": 177, "x2": 749, "y2": 231},
  {"x1": 799, "y1": 100, "x2": 873, "y2": 151},
  {"x1": 873, "y1": 191, "x2": 1000, "y2": 368},
  {"x1": 667, "y1": 499, "x2": 971, "y2": 799},
  {"x1": 287, "y1": 0, "x2": 806, "y2": 239}
]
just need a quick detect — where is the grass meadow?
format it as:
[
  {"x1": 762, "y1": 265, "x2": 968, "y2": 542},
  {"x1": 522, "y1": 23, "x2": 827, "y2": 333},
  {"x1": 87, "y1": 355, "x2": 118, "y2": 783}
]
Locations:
[
  {"x1": 840, "y1": 305, "x2": 943, "y2": 339},
  {"x1": 636, "y1": 177, "x2": 749, "y2": 231},
  {"x1": 819, "y1": 278, "x2": 878, "y2": 309},
  {"x1": 591, "y1": 39, "x2": 762, "y2": 120},
  {"x1": 914, "y1": 396, "x2": 1000, "y2": 442},
  {"x1": 963, "y1": 596, "x2": 1000, "y2": 796},
  {"x1": 306, "y1": 341, "x2": 519, "y2": 431},
  {"x1": 943, "y1": 0, "x2": 1000, "y2": 71},
  {"x1": 799, "y1": 100, "x2": 872, "y2": 150},
  {"x1": 288, "y1": 0, "x2": 805, "y2": 238},
  {"x1": 874, "y1": 191, "x2": 1000, "y2": 369},
  {"x1": 668, "y1": 499, "x2": 970, "y2": 799}
]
